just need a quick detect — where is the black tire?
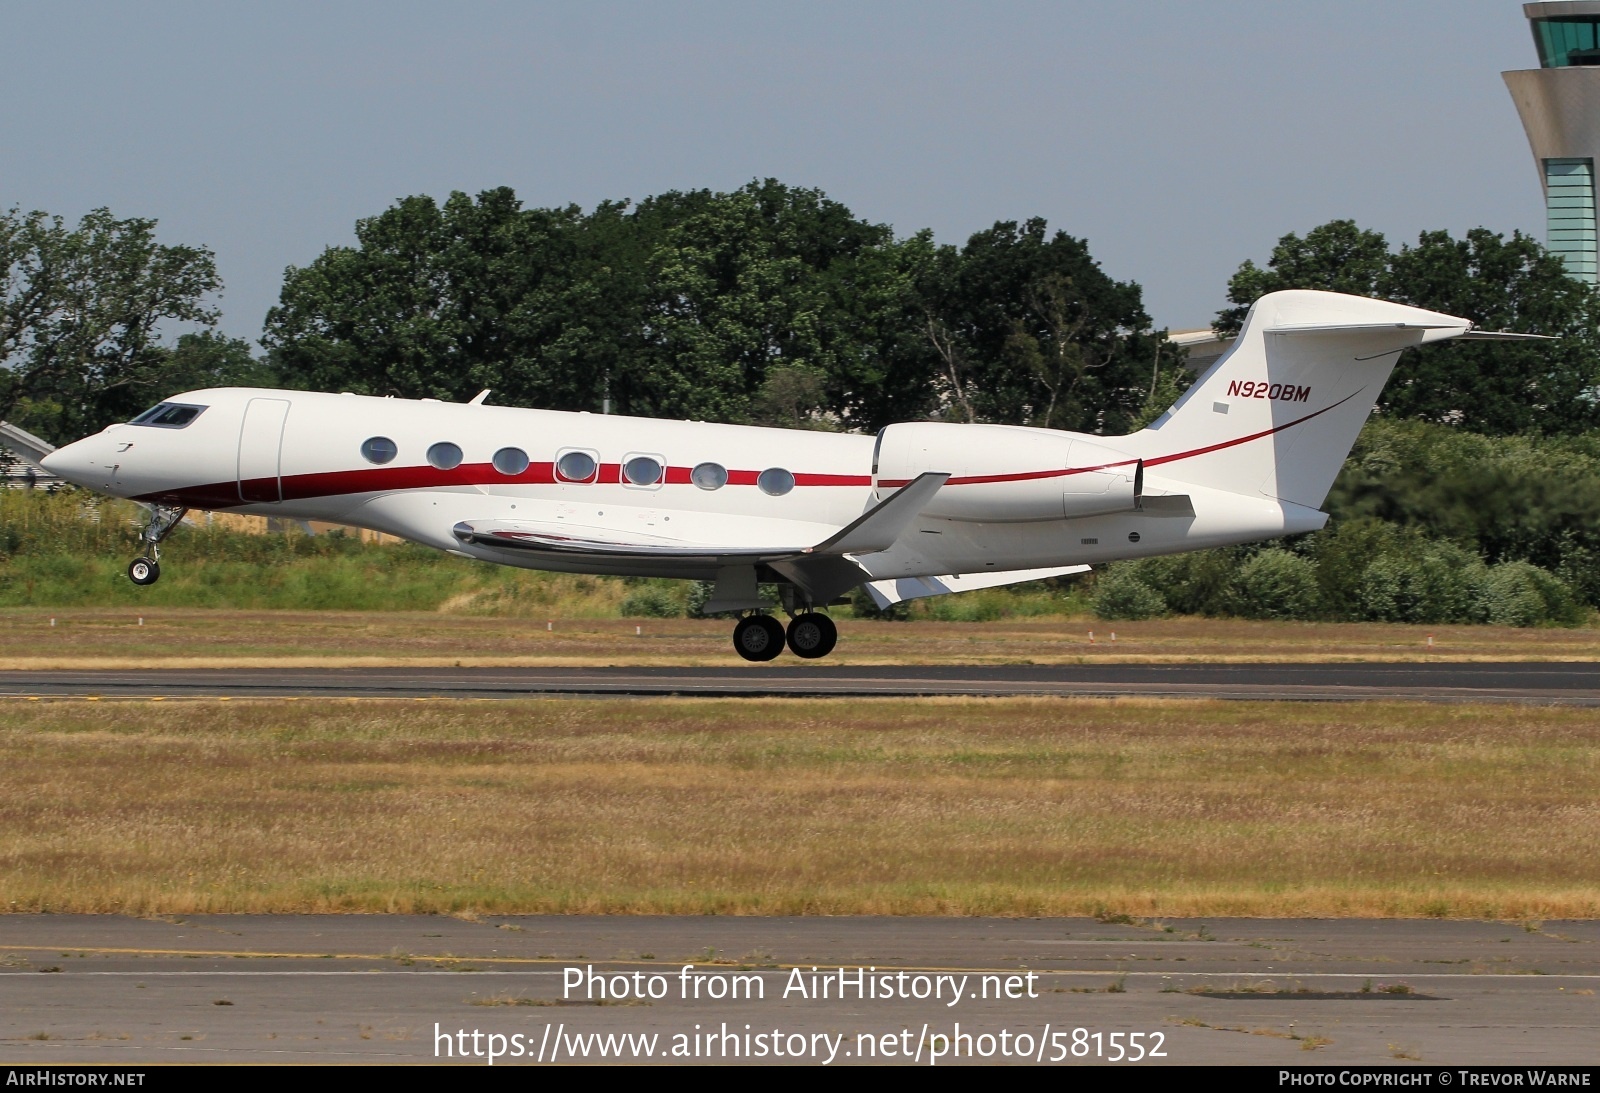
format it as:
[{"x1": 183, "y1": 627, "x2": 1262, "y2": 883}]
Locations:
[
  {"x1": 732, "y1": 615, "x2": 785, "y2": 662},
  {"x1": 128, "y1": 557, "x2": 160, "y2": 586},
  {"x1": 786, "y1": 613, "x2": 838, "y2": 659}
]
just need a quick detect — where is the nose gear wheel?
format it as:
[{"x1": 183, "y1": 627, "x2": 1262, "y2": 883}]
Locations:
[{"x1": 126, "y1": 505, "x2": 187, "y2": 586}]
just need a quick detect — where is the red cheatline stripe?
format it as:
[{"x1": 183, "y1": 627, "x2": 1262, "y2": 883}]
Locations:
[
  {"x1": 137, "y1": 395, "x2": 1356, "y2": 509},
  {"x1": 879, "y1": 395, "x2": 1353, "y2": 488},
  {"x1": 138, "y1": 462, "x2": 874, "y2": 508},
  {"x1": 1142, "y1": 393, "x2": 1353, "y2": 470}
]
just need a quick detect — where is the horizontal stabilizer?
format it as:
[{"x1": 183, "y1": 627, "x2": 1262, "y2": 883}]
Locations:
[
  {"x1": 1457, "y1": 330, "x2": 1554, "y2": 342},
  {"x1": 1264, "y1": 321, "x2": 1459, "y2": 335},
  {"x1": 1265, "y1": 322, "x2": 1552, "y2": 344},
  {"x1": 865, "y1": 564, "x2": 1090, "y2": 608}
]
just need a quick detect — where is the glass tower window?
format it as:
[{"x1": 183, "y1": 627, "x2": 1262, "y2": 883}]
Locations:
[
  {"x1": 1532, "y1": 17, "x2": 1600, "y2": 67},
  {"x1": 1546, "y1": 158, "x2": 1598, "y2": 284}
]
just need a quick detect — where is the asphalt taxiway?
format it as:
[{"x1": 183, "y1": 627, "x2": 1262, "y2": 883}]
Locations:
[
  {"x1": 2, "y1": 916, "x2": 1597, "y2": 1065},
  {"x1": 3, "y1": 661, "x2": 1600, "y2": 703}
]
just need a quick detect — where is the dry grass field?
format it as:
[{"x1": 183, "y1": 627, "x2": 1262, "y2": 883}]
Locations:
[
  {"x1": 3, "y1": 695, "x2": 1598, "y2": 918},
  {"x1": 5, "y1": 608, "x2": 1600, "y2": 668}
]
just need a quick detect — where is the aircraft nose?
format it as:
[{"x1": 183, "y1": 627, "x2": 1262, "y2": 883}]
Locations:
[{"x1": 39, "y1": 438, "x2": 99, "y2": 486}]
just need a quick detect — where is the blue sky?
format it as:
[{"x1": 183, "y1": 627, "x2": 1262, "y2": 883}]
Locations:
[{"x1": 0, "y1": 1, "x2": 1545, "y2": 340}]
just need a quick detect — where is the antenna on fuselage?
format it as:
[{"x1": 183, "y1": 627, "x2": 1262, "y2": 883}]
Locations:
[{"x1": 468, "y1": 390, "x2": 491, "y2": 406}]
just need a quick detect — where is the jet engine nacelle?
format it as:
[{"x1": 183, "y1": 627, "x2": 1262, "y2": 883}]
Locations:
[{"x1": 873, "y1": 422, "x2": 1139, "y2": 522}]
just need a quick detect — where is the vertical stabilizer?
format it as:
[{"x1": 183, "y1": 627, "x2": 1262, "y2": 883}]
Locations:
[{"x1": 1131, "y1": 290, "x2": 1473, "y2": 510}]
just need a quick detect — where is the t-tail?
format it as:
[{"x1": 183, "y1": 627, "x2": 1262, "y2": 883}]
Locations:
[{"x1": 1131, "y1": 289, "x2": 1541, "y2": 510}]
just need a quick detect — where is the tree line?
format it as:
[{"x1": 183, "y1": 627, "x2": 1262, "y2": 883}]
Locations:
[
  {"x1": 7, "y1": 188, "x2": 1598, "y2": 444},
  {"x1": 6, "y1": 186, "x2": 1600, "y2": 623},
  {"x1": 1, "y1": 182, "x2": 1185, "y2": 445}
]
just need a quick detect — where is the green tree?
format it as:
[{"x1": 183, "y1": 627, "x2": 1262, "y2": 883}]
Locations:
[
  {"x1": 159, "y1": 331, "x2": 275, "y2": 394},
  {"x1": 1327, "y1": 416, "x2": 1600, "y2": 606},
  {"x1": 620, "y1": 181, "x2": 897, "y2": 423},
  {"x1": 1230, "y1": 549, "x2": 1321, "y2": 620},
  {"x1": 264, "y1": 181, "x2": 942, "y2": 429},
  {"x1": 1, "y1": 206, "x2": 222, "y2": 444},
  {"x1": 1381, "y1": 229, "x2": 1600, "y2": 435},
  {"x1": 1214, "y1": 219, "x2": 1390, "y2": 335},
  {"x1": 931, "y1": 218, "x2": 1179, "y2": 434},
  {"x1": 263, "y1": 188, "x2": 610, "y2": 410},
  {"x1": 1092, "y1": 566, "x2": 1167, "y2": 620}
]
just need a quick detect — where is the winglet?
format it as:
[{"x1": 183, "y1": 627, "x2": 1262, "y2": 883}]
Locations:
[{"x1": 807, "y1": 472, "x2": 949, "y2": 555}]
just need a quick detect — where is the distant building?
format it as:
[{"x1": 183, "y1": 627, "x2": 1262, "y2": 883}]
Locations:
[
  {"x1": 1505, "y1": 1, "x2": 1600, "y2": 283},
  {"x1": 0, "y1": 421, "x2": 61, "y2": 489},
  {"x1": 1166, "y1": 328, "x2": 1233, "y2": 373}
]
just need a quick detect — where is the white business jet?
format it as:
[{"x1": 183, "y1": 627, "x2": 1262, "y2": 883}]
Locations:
[{"x1": 39, "y1": 290, "x2": 1538, "y2": 661}]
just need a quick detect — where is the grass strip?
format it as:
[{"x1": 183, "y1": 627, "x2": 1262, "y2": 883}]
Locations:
[
  {"x1": 6, "y1": 608, "x2": 1600, "y2": 667},
  {"x1": 2, "y1": 696, "x2": 1598, "y2": 918}
]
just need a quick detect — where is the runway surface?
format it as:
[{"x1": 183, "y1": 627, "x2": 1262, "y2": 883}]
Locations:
[
  {"x1": 4, "y1": 661, "x2": 1600, "y2": 703},
  {"x1": 1, "y1": 915, "x2": 1597, "y2": 1066}
]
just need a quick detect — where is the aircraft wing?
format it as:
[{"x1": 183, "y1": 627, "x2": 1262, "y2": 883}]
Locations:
[{"x1": 452, "y1": 472, "x2": 951, "y2": 602}]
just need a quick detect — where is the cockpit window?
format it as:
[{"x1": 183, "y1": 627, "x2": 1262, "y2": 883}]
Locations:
[{"x1": 131, "y1": 402, "x2": 207, "y2": 429}]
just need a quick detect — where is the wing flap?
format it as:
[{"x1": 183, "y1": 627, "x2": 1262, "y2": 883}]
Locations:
[
  {"x1": 865, "y1": 565, "x2": 1091, "y2": 608},
  {"x1": 451, "y1": 522, "x2": 799, "y2": 565}
]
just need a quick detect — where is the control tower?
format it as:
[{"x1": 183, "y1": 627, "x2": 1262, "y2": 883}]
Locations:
[{"x1": 1506, "y1": 2, "x2": 1600, "y2": 282}]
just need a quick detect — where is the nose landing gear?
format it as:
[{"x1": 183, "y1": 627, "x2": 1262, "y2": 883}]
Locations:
[{"x1": 127, "y1": 505, "x2": 187, "y2": 587}]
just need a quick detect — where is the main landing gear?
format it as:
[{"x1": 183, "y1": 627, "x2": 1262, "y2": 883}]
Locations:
[
  {"x1": 730, "y1": 611, "x2": 838, "y2": 662},
  {"x1": 784, "y1": 612, "x2": 838, "y2": 659},
  {"x1": 127, "y1": 505, "x2": 187, "y2": 587}
]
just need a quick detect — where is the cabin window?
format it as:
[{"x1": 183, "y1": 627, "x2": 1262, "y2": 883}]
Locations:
[
  {"x1": 360, "y1": 436, "x2": 398, "y2": 464},
  {"x1": 556, "y1": 450, "x2": 598, "y2": 482},
  {"x1": 757, "y1": 467, "x2": 795, "y2": 496},
  {"x1": 691, "y1": 462, "x2": 728, "y2": 490},
  {"x1": 427, "y1": 442, "x2": 464, "y2": 470},
  {"x1": 130, "y1": 402, "x2": 207, "y2": 429},
  {"x1": 623, "y1": 456, "x2": 663, "y2": 486},
  {"x1": 492, "y1": 447, "x2": 530, "y2": 476}
]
